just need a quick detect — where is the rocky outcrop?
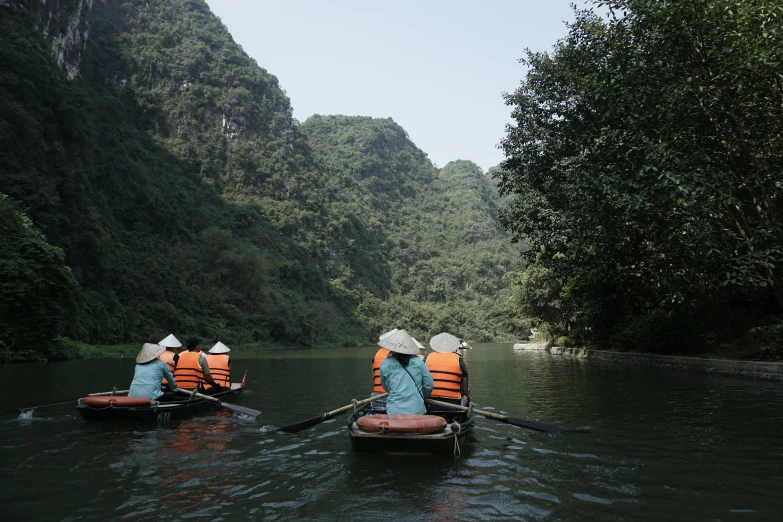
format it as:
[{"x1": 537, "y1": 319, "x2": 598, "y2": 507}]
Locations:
[
  {"x1": 2, "y1": 0, "x2": 93, "y2": 80},
  {"x1": 39, "y1": 0, "x2": 93, "y2": 80},
  {"x1": 513, "y1": 341, "x2": 551, "y2": 351}
]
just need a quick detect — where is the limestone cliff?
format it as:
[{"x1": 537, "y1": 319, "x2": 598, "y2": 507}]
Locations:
[{"x1": 1, "y1": 0, "x2": 93, "y2": 80}]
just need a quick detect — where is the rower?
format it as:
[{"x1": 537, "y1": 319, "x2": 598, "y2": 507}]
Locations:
[
  {"x1": 379, "y1": 329, "x2": 434, "y2": 415},
  {"x1": 174, "y1": 337, "x2": 219, "y2": 393},
  {"x1": 129, "y1": 343, "x2": 179, "y2": 401},
  {"x1": 205, "y1": 342, "x2": 231, "y2": 392}
]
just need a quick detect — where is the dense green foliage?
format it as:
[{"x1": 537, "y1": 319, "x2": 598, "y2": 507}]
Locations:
[
  {"x1": 0, "y1": 0, "x2": 523, "y2": 362},
  {"x1": 302, "y1": 116, "x2": 525, "y2": 342},
  {"x1": 0, "y1": 196, "x2": 78, "y2": 362},
  {"x1": 496, "y1": 0, "x2": 783, "y2": 353}
]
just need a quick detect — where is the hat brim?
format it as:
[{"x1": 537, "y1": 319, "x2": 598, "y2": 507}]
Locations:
[{"x1": 137, "y1": 343, "x2": 166, "y2": 363}]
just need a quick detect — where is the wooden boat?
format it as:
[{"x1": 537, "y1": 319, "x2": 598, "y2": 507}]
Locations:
[
  {"x1": 76, "y1": 382, "x2": 245, "y2": 423},
  {"x1": 347, "y1": 401, "x2": 474, "y2": 455}
]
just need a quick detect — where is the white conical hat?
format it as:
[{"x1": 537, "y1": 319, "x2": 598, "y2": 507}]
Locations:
[
  {"x1": 429, "y1": 332, "x2": 461, "y2": 353},
  {"x1": 209, "y1": 341, "x2": 230, "y2": 354},
  {"x1": 158, "y1": 334, "x2": 182, "y2": 348},
  {"x1": 378, "y1": 329, "x2": 419, "y2": 355},
  {"x1": 378, "y1": 328, "x2": 400, "y2": 341},
  {"x1": 137, "y1": 343, "x2": 165, "y2": 364},
  {"x1": 412, "y1": 337, "x2": 425, "y2": 350}
]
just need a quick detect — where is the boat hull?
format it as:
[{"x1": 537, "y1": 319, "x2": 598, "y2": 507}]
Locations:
[{"x1": 76, "y1": 383, "x2": 244, "y2": 423}]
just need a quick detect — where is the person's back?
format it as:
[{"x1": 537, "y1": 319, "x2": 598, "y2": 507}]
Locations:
[
  {"x1": 175, "y1": 350, "x2": 204, "y2": 389},
  {"x1": 205, "y1": 353, "x2": 230, "y2": 389},
  {"x1": 380, "y1": 354, "x2": 434, "y2": 415},
  {"x1": 129, "y1": 343, "x2": 178, "y2": 400},
  {"x1": 425, "y1": 350, "x2": 469, "y2": 406}
]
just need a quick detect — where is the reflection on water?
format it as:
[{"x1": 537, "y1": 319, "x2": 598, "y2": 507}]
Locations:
[{"x1": 1, "y1": 345, "x2": 782, "y2": 520}]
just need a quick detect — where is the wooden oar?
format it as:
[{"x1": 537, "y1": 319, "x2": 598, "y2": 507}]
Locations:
[
  {"x1": 19, "y1": 389, "x2": 131, "y2": 412},
  {"x1": 277, "y1": 393, "x2": 388, "y2": 434},
  {"x1": 177, "y1": 389, "x2": 261, "y2": 419},
  {"x1": 427, "y1": 399, "x2": 571, "y2": 433}
]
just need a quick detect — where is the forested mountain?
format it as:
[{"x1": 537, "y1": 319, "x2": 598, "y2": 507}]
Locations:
[
  {"x1": 0, "y1": 0, "x2": 523, "y2": 362},
  {"x1": 301, "y1": 116, "x2": 524, "y2": 342}
]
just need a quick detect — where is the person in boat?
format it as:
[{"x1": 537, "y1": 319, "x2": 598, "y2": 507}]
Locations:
[
  {"x1": 158, "y1": 333, "x2": 182, "y2": 391},
  {"x1": 371, "y1": 328, "x2": 399, "y2": 412},
  {"x1": 129, "y1": 343, "x2": 179, "y2": 401},
  {"x1": 379, "y1": 329, "x2": 434, "y2": 415},
  {"x1": 426, "y1": 333, "x2": 470, "y2": 406},
  {"x1": 205, "y1": 341, "x2": 231, "y2": 392},
  {"x1": 158, "y1": 333, "x2": 182, "y2": 373},
  {"x1": 412, "y1": 337, "x2": 426, "y2": 360},
  {"x1": 174, "y1": 337, "x2": 220, "y2": 393}
]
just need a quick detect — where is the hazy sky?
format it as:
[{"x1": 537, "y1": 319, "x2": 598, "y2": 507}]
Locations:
[{"x1": 204, "y1": 1, "x2": 589, "y2": 172}]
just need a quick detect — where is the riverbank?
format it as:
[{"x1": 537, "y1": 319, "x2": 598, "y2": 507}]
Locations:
[{"x1": 513, "y1": 342, "x2": 783, "y2": 381}]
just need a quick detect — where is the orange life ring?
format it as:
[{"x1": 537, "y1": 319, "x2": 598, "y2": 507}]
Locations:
[
  {"x1": 356, "y1": 414, "x2": 447, "y2": 434},
  {"x1": 82, "y1": 396, "x2": 152, "y2": 408}
]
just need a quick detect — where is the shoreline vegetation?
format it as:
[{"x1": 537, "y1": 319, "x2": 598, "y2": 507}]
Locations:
[{"x1": 9, "y1": 339, "x2": 778, "y2": 365}]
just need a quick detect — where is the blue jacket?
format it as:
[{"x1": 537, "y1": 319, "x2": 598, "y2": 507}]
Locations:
[
  {"x1": 380, "y1": 355, "x2": 434, "y2": 415},
  {"x1": 129, "y1": 359, "x2": 177, "y2": 400}
]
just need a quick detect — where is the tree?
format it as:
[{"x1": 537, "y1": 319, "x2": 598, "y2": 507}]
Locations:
[
  {"x1": 0, "y1": 195, "x2": 78, "y2": 362},
  {"x1": 495, "y1": 0, "x2": 783, "y2": 348}
]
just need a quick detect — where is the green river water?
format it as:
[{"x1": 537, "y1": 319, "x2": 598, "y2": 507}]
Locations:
[{"x1": 1, "y1": 344, "x2": 782, "y2": 521}]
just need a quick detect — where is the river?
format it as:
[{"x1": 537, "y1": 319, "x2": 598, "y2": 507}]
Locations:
[{"x1": 1, "y1": 344, "x2": 782, "y2": 521}]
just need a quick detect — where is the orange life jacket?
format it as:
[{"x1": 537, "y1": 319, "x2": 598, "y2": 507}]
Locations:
[
  {"x1": 174, "y1": 351, "x2": 203, "y2": 389},
  {"x1": 160, "y1": 350, "x2": 176, "y2": 375},
  {"x1": 425, "y1": 352, "x2": 462, "y2": 399},
  {"x1": 372, "y1": 348, "x2": 390, "y2": 393},
  {"x1": 205, "y1": 353, "x2": 230, "y2": 389}
]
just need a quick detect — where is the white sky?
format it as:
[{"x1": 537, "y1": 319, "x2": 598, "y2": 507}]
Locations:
[{"x1": 204, "y1": 1, "x2": 591, "y2": 172}]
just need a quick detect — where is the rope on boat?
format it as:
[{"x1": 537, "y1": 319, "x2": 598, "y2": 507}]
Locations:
[
  {"x1": 352, "y1": 399, "x2": 359, "y2": 416},
  {"x1": 450, "y1": 421, "x2": 462, "y2": 458}
]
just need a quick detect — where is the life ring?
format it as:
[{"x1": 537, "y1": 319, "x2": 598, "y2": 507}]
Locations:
[
  {"x1": 82, "y1": 396, "x2": 151, "y2": 408},
  {"x1": 357, "y1": 414, "x2": 447, "y2": 434}
]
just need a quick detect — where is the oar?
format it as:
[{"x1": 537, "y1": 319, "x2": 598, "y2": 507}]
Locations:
[
  {"x1": 277, "y1": 393, "x2": 388, "y2": 434},
  {"x1": 427, "y1": 399, "x2": 571, "y2": 433},
  {"x1": 177, "y1": 389, "x2": 261, "y2": 419},
  {"x1": 19, "y1": 389, "x2": 131, "y2": 412}
]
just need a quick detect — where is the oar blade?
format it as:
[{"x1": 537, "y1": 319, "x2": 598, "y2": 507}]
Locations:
[
  {"x1": 220, "y1": 402, "x2": 261, "y2": 419},
  {"x1": 506, "y1": 417, "x2": 569, "y2": 433},
  {"x1": 277, "y1": 415, "x2": 327, "y2": 434}
]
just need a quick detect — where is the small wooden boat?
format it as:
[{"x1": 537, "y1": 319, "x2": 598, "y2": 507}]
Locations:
[
  {"x1": 76, "y1": 382, "x2": 245, "y2": 423},
  {"x1": 347, "y1": 401, "x2": 473, "y2": 455}
]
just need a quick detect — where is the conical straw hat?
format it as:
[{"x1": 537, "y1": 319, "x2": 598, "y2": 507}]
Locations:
[
  {"x1": 209, "y1": 341, "x2": 230, "y2": 354},
  {"x1": 378, "y1": 328, "x2": 399, "y2": 341},
  {"x1": 137, "y1": 343, "x2": 165, "y2": 363},
  {"x1": 412, "y1": 337, "x2": 425, "y2": 350},
  {"x1": 158, "y1": 334, "x2": 182, "y2": 348},
  {"x1": 429, "y1": 332, "x2": 461, "y2": 353},
  {"x1": 378, "y1": 329, "x2": 419, "y2": 355}
]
